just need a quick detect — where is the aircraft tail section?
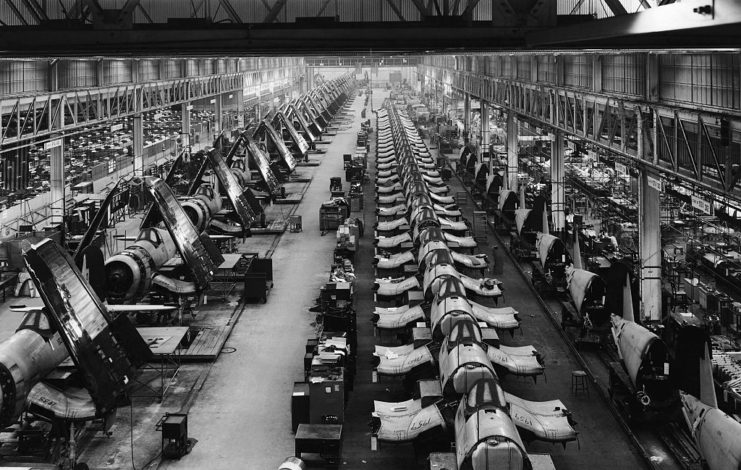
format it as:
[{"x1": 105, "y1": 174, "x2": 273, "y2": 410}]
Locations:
[{"x1": 672, "y1": 325, "x2": 717, "y2": 408}]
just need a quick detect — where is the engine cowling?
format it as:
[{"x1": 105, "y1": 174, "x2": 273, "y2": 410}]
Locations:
[{"x1": 105, "y1": 245, "x2": 155, "y2": 303}]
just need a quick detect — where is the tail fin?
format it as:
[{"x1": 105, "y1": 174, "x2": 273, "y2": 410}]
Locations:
[
  {"x1": 519, "y1": 185, "x2": 526, "y2": 209},
  {"x1": 622, "y1": 273, "x2": 634, "y2": 323},
  {"x1": 542, "y1": 209, "x2": 550, "y2": 236},
  {"x1": 573, "y1": 230, "x2": 583, "y2": 269},
  {"x1": 672, "y1": 326, "x2": 717, "y2": 407}
]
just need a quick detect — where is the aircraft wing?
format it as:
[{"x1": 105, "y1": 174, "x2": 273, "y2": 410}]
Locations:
[
  {"x1": 142, "y1": 152, "x2": 186, "y2": 228},
  {"x1": 142, "y1": 176, "x2": 220, "y2": 288},
  {"x1": 258, "y1": 119, "x2": 297, "y2": 171},
  {"x1": 275, "y1": 112, "x2": 309, "y2": 155},
  {"x1": 27, "y1": 381, "x2": 97, "y2": 422},
  {"x1": 243, "y1": 133, "x2": 280, "y2": 194},
  {"x1": 206, "y1": 148, "x2": 256, "y2": 230},
  {"x1": 11, "y1": 304, "x2": 177, "y2": 313},
  {"x1": 23, "y1": 239, "x2": 137, "y2": 417}
]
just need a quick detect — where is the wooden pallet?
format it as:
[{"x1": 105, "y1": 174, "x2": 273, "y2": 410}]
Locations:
[
  {"x1": 251, "y1": 219, "x2": 287, "y2": 234},
  {"x1": 289, "y1": 175, "x2": 312, "y2": 183},
  {"x1": 179, "y1": 326, "x2": 232, "y2": 361},
  {"x1": 274, "y1": 193, "x2": 303, "y2": 205}
]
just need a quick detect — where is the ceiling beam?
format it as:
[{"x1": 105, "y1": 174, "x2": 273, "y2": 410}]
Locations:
[
  {"x1": 219, "y1": 0, "x2": 243, "y2": 23},
  {"x1": 451, "y1": 0, "x2": 461, "y2": 16},
  {"x1": 116, "y1": 0, "x2": 140, "y2": 24},
  {"x1": 137, "y1": 3, "x2": 154, "y2": 23},
  {"x1": 263, "y1": 0, "x2": 287, "y2": 23},
  {"x1": 461, "y1": 0, "x2": 481, "y2": 18},
  {"x1": 569, "y1": 0, "x2": 587, "y2": 14},
  {"x1": 315, "y1": 0, "x2": 331, "y2": 17},
  {"x1": 0, "y1": 23, "x2": 530, "y2": 54},
  {"x1": 3, "y1": 0, "x2": 28, "y2": 25},
  {"x1": 21, "y1": 0, "x2": 47, "y2": 23},
  {"x1": 385, "y1": 0, "x2": 406, "y2": 21},
  {"x1": 528, "y1": 0, "x2": 741, "y2": 46},
  {"x1": 68, "y1": 0, "x2": 84, "y2": 20},
  {"x1": 409, "y1": 0, "x2": 428, "y2": 17},
  {"x1": 430, "y1": 0, "x2": 442, "y2": 16},
  {"x1": 602, "y1": 0, "x2": 629, "y2": 16},
  {"x1": 81, "y1": 0, "x2": 103, "y2": 18}
]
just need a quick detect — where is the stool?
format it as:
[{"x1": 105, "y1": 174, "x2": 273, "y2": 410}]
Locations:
[{"x1": 571, "y1": 370, "x2": 589, "y2": 396}]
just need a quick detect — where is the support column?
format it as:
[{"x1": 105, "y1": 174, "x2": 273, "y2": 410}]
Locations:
[
  {"x1": 550, "y1": 131, "x2": 566, "y2": 235},
  {"x1": 639, "y1": 170, "x2": 662, "y2": 322},
  {"x1": 463, "y1": 92, "x2": 471, "y2": 144},
  {"x1": 480, "y1": 100, "x2": 490, "y2": 166},
  {"x1": 181, "y1": 102, "x2": 191, "y2": 158},
  {"x1": 214, "y1": 93, "x2": 223, "y2": 136},
  {"x1": 236, "y1": 94, "x2": 245, "y2": 129},
  {"x1": 48, "y1": 61, "x2": 64, "y2": 225},
  {"x1": 306, "y1": 66, "x2": 313, "y2": 90},
  {"x1": 506, "y1": 111, "x2": 519, "y2": 191},
  {"x1": 132, "y1": 114, "x2": 144, "y2": 175},
  {"x1": 49, "y1": 138, "x2": 64, "y2": 225}
]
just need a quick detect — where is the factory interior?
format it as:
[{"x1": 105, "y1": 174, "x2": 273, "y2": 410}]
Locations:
[{"x1": 0, "y1": 1, "x2": 740, "y2": 469}]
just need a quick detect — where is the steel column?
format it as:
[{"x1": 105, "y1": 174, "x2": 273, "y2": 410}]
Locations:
[
  {"x1": 639, "y1": 170, "x2": 662, "y2": 322},
  {"x1": 480, "y1": 99, "x2": 490, "y2": 168},
  {"x1": 132, "y1": 113, "x2": 144, "y2": 174},
  {"x1": 550, "y1": 130, "x2": 566, "y2": 234},
  {"x1": 49, "y1": 137, "x2": 64, "y2": 225},
  {"x1": 463, "y1": 92, "x2": 471, "y2": 143},
  {"x1": 181, "y1": 101, "x2": 191, "y2": 158},
  {"x1": 506, "y1": 110, "x2": 518, "y2": 191},
  {"x1": 214, "y1": 93, "x2": 223, "y2": 136}
]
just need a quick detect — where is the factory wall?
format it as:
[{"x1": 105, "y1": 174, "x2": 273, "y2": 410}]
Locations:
[
  {"x1": 424, "y1": 51, "x2": 741, "y2": 112},
  {"x1": 0, "y1": 57, "x2": 303, "y2": 94}
]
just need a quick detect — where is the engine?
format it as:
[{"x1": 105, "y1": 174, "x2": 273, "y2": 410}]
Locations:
[
  {"x1": 105, "y1": 227, "x2": 176, "y2": 302},
  {"x1": 179, "y1": 184, "x2": 221, "y2": 232}
]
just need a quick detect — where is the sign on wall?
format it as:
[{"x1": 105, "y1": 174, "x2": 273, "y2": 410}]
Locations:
[
  {"x1": 647, "y1": 174, "x2": 662, "y2": 192},
  {"x1": 691, "y1": 195, "x2": 712, "y2": 215}
]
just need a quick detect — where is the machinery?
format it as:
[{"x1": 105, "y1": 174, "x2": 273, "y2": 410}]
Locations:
[{"x1": 158, "y1": 413, "x2": 192, "y2": 459}]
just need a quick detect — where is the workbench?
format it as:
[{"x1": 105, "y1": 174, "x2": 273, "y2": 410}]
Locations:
[
  {"x1": 131, "y1": 326, "x2": 189, "y2": 401},
  {"x1": 295, "y1": 424, "x2": 342, "y2": 468}
]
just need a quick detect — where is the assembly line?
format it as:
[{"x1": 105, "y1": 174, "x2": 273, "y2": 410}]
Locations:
[{"x1": 0, "y1": 61, "x2": 739, "y2": 470}]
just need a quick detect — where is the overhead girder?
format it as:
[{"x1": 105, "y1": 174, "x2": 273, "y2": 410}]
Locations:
[
  {"x1": 0, "y1": 23, "x2": 531, "y2": 55},
  {"x1": 0, "y1": 0, "x2": 737, "y2": 52},
  {"x1": 527, "y1": 0, "x2": 741, "y2": 48},
  {"x1": 0, "y1": 69, "x2": 299, "y2": 149},
  {"x1": 420, "y1": 64, "x2": 741, "y2": 204}
]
